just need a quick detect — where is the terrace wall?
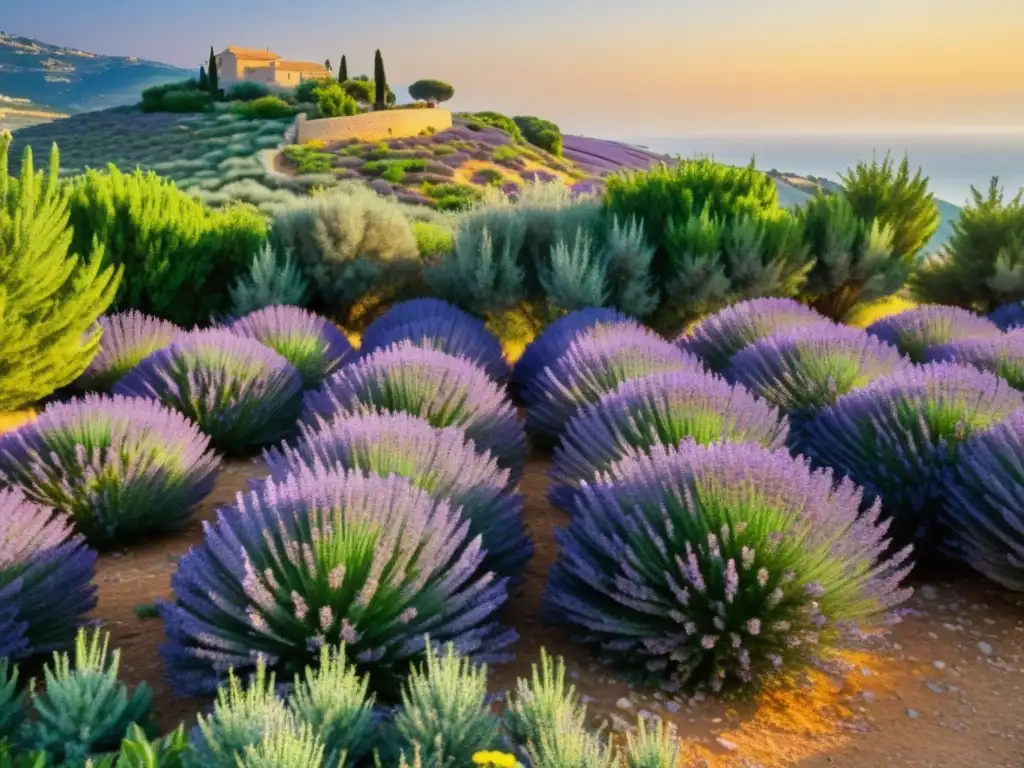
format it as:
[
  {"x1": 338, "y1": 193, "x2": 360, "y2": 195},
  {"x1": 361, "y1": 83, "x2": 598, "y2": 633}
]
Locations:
[{"x1": 294, "y1": 109, "x2": 452, "y2": 144}]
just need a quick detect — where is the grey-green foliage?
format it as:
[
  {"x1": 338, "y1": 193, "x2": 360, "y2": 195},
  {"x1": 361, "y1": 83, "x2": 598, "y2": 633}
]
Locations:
[
  {"x1": 0, "y1": 661, "x2": 25, "y2": 743},
  {"x1": 602, "y1": 216, "x2": 658, "y2": 318},
  {"x1": 624, "y1": 719, "x2": 680, "y2": 768},
  {"x1": 234, "y1": 725, "x2": 325, "y2": 768},
  {"x1": 523, "y1": 705, "x2": 617, "y2": 768},
  {"x1": 392, "y1": 643, "x2": 499, "y2": 768},
  {"x1": 86, "y1": 724, "x2": 191, "y2": 768},
  {"x1": 19, "y1": 630, "x2": 154, "y2": 766},
  {"x1": 270, "y1": 182, "x2": 420, "y2": 315},
  {"x1": 229, "y1": 241, "x2": 310, "y2": 316},
  {"x1": 428, "y1": 224, "x2": 525, "y2": 315},
  {"x1": 541, "y1": 227, "x2": 608, "y2": 311}
]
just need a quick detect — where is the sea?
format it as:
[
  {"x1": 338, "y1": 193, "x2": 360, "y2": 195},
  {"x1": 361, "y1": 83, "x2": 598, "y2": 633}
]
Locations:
[{"x1": 624, "y1": 132, "x2": 1024, "y2": 209}]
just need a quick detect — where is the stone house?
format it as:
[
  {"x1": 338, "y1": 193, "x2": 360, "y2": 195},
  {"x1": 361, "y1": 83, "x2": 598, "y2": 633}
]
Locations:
[{"x1": 215, "y1": 46, "x2": 329, "y2": 88}]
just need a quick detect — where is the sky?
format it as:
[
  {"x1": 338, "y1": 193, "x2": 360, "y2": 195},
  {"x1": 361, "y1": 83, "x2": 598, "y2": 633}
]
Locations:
[{"x1": 4, "y1": 0, "x2": 1023, "y2": 138}]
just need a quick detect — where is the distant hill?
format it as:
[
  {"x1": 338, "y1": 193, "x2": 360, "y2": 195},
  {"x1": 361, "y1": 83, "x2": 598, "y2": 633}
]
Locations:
[{"x1": 0, "y1": 32, "x2": 191, "y2": 114}]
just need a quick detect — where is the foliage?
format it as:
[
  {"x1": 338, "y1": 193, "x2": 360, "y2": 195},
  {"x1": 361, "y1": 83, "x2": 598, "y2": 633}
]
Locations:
[
  {"x1": 0, "y1": 488, "x2": 96, "y2": 661},
  {"x1": 545, "y1": 440, "x2": 912, "y2": 693},
  {"x1": 75, "y1": 311, "x2": 183, "y2": 392},
  {"x1": 338, "y1": 55, "x2": 348, "y2": 83},
  {"x1": 460, "y1": 113, "x2": 522, "y2": 141},
  {"x1": 926, "y1": 330, "x2": 1024, "y2": 390},
  {"x1": 228, "y1": 305, "x2": 353, "y2": 389},
  {"x1": 540, "y1": 228, "x2": 608, "y2": 311},
  {"x1": 229, "y1": 242, "x2": 310, "y2": 317},
  {"x1": 725, "y1": 324, "x2": 908, "y2": 423},
  {"x1": 0, "y1": 133, "x2": 120, "y2": 412},
  {"x1": 114, "y1": 329, "x2": 304, "y2": 456},
  {"x1": 207, "y1": 47, "x2": 219, "y2": 98},
  {"x1": 232, "y1": 96, "x2": 298, "y2": 120},
  {"x1": 677, "y1": 298, "x2": 832, "y2": 373},
  {"x1": 945, "y1": 409, "x2": 1024, "y2": 590},
  {"x1": 373, "y1": 50, "x2": 388, "y2": 111},
  {"x1": 865, "y1": 304, "x2": 1001, "y2": 363},
  {"x1": 159, "y1": 466, "x2": 514, "y2": 697},
  {"x1": 911, "y1": 178, "x2": 1024, "y2": 312},
  {"x1": 359, "y1": 299, "x2": 510, "y2": 382},
  {"x1": 839, "y1": 151, "x2": 940, "y2": 262},
  {"x1": 503, "y1": 650, "x2": 586, "y2": 757},
  {"x1": 412, "y1": 220, "x2": 455, "y2": 258},
  {"x1": 270, "y1": 182, "x2": 421, "y2": 324},
  {"x1": 392, "y1": 644, "x2": 499, "y2": 767},
  {"x1": 226, "y1": 82, "x2": 272, "y2": 102},
  {"x1": 264, "y1": 411, "x2": 530, "y2": 581},
  {"x1": 802, "y1": 362, "x2": 1024, "y2": 548},
  {"x1": 601, "y1": 215, "x2": 659, "y2": 318},
  {"x1": 295, "y1": 77, "x2": 333, "y2": 104},
  {"x1": 139, "y1": 80, "x2": 206, "y2": 113},
  {"x1": 409, "y1": 80, "x2": 456, "y2": 104},
  {"x1": 301, "y1": 342, "x2": 526, "y2": 479},
  {"x1": 67, "y1": 165, "x2": 268, "y2": 326},
  {"x1": 624, "y1": 719, "x2": 681, "y2": 768},
  {"x1": 313, "y1": 82, "x2": 359, "y2": 118},
  {"x1": 0, "y1": 394, "x2": 221, "y2": 548},
  {"x1": 522, "y1": 320, "x2": 704, "y2": 444},
  {"x1": 796, "y1": 191, "x2": 906, "y2": 320},
  {"x1": 341, "y1": 79, "x2": 375, "y2": 104},
  {"x1": 512, "y1": 116, "x2": 562, "y2": 156},
  {"x1": 160, "y1": 89, "x2": 215, "y2": 114},
  {"x1": 548, "y1": 369, "x2": 788, "y2": 511}
]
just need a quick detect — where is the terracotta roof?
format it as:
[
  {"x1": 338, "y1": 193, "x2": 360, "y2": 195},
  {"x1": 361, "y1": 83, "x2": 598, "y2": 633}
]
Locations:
[
  {"x1": 223, "y1": 46, "x2": 280, "y2": 60},
  {"x1": 274, "y1": 60, "x2": 328, "y2": 73}
]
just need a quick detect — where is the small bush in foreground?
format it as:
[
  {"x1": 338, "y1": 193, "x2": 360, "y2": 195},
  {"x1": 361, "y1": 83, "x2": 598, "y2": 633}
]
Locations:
[
  {"x1": 677, "y1": 298, "x2": 831, "y2": 373},
  {"x1": 544, "y1": 441, "x2": 912, "y2": 693},
  {"x1": 0, "y1": 394, "x2": 221, "y2": 548},
  {"x1": 866, "y1": 304, "x2": 1001, "y2": 363},
  {"x1": 228, "y1": 305, "x2": 353, "y2": 389},
  {"x1": 803, "y1": 362, "x2": 1023, "y2": 548},
  {"x1": 75, "y1": 311, "x2": 183, "y2": 391},
  {"x1": 263, "y1": 411, "x2": 531, "y2": 581},
  {"x1": 359, "y1": 297, "x2": 482, "y2": 346},
  {"x1": 0, "y1": 488, "x2": 96, "y2": 661},
  {"x1": 229, "y1": 241, "x2": 311, "y2": 317},
  {"x1": 302, "y1": 342, "x2": 526, "y2": 479},
  {"x1": 926, "y1": 330, "x2": 1024, "y2": 390},
  {"x1": 548, "y1": 369, "x2": 788, "y2": 511},
  {"x1": 989, "y1": 300, "x2": 1024, "y2": 331},
  {"x1": 159, "y1": 467, "x2": 514, "y2": 697},
  {"x1": 114, "y1": 329, "x2": 303, "y2": 455}
]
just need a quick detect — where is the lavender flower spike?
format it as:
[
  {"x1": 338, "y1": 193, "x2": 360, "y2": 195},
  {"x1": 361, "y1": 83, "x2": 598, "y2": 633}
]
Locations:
[
  {"x1": 76, "y1": 311, "x2": 183, "y2": 392},
  {"x1": 866, "y1": 304, "x2": 1001, "y2": 363},
  {"x1": 926, "y1": 329, "x2": 1024, "y2": 391}
]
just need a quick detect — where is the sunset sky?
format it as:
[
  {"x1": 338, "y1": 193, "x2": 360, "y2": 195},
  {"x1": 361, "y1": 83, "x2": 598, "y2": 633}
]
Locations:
[{"x1": 5, "y1": 0, "x2": 1022, "y2": 137}]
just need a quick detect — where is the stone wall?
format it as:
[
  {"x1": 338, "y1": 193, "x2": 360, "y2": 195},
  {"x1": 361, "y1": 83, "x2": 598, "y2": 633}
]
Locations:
[{"x1": 294, "y1": 108, "x2": 453, "y2": 144}]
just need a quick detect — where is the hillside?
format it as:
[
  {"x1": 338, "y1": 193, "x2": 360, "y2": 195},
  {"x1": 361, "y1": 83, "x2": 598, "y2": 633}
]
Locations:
[{"x1": 0, "y1": 32, "x2": 190, "y2": 114}]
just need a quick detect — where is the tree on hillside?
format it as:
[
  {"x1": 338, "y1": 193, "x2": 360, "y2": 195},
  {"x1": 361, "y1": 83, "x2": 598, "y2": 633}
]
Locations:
[
  {"x1": 373, "y1": 50, "x2": 387, "y2": 110},
  {"x1": 408, "y1": 79, "x2": 455, "y2": 105},
  {"x1": 324, "y1": 58, "x2": 332, "y2": 72},
  {"x1": 207, "y1": 46, "x2": 219, "y2": 98},
  {"x1": 198, "y1": 65, "x2": 209, "y2": 91},
  {"x1": 338, "y1": 55, "x2": 348, "y2": 83}
]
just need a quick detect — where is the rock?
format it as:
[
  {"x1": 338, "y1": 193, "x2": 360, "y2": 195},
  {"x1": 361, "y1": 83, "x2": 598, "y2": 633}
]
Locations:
[
  {"x1": 610, "y1": 714, "x2": 633, "y2": 732},
  {"x1": 616, "y1": 697, "x2": 634, "y2": 711},
  {"x1": 666, "y1": 701, "x2": 680, "y2": 714},
  {"x1": 979, "y1": 641, "x2": 994, "y2": 656},
  {"x1": 907, "y1": 709, "x2": 920, "y2": 719},
  {"x1": 716, "y1": 737, "x2": 739, "y2": 751},
  {"x1": 921, "y1": 586, "x2": 939, "y2": 600},
  {"x1": 934, "y1": 661, "x2": 946, "y2": 669},
  {"x1": 926, "y1": 682, "x2": 947, "y2": 694}
]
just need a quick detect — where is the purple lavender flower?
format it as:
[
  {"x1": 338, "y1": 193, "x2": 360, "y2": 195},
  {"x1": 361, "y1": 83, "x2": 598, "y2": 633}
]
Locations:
[
  {"x1": 548, "y1": 370, "x2": 789, "y2": 511},
  {"x1": 227, "y1": 305, "x2": 354, "y2": 390},
  {"x1": 512, "y1": 308, "x2": 631, "y2": 403},
  {"x1": 0, "y1": 394, "x2": 222, "y2": 547},
  {"x1": 802, "y1": 362, "x2": 1024, "y2": 547},
  {"x1": 945, "y1": 409, "x2": 1024, "y2": 589},
  {"x1": 158, "y1": 466, "x2": 515, "y2": 696},
  {"x1": 543, "y1": 440, "x2": 912, "y2": 692},
  {"x1": 560, "y1": 135, "x2": 669, "y2": 173},
  {"x1": 926, "y1": 330, "x2": 1024, "y2": 390},
  {"x1": 726, "y1": 324, "x2": 909, "y2": 419},
  {"x1": 523, "y1": 321, "x2": 704, "y2": 444},
  {"x1": 989, "y1": 301, "x2": 1024, "y2": 332},
  {"x1": 0, "y1": 487, "x2": 97, "y2": 661},
  {"x1": 301, "y1": 342, "x2": 526, "y2": 480},
  {"x1": 677, "y1": 299, "x2": 832, "y2": 373},
  {"x1": 866, "y1": 304, "x2": 1001, "y2": 363},
  {"x1": 263, "y1": 411, "x2": 531, "y2": 581},
  {"x1": 359, "y1": 301, "x2": 509, "y2": 383},
  {"x1": 76, "y1": 311, "x2": 183, "y2": 392},
  {"x1": 114, "y1": 328, "x2": 304, "y2": 456}
]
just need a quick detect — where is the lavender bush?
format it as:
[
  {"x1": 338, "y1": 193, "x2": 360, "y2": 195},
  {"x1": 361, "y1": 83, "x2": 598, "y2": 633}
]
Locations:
[
  {"x1": 114, "y1": 328, "x2": 304, "y2": 456},
  {"x1": 989, "y1": 301, "x2": 1024, "y2": 331},
  {"x1": 523, "y1": 321, "x2": 704, "y2": 444},
  {"x1": 301, "y1": 342, "x2": 526, "y2": 480},
  {"x1": 677, "y1": 298, "x2": 832, "y2": 374},
  {"x1": 726, "y1": 324, "x2": 908, "y2": 422},
  {"x1": 548, "y1": 370, "x2": 788, "y2": 511},
  {"x1": 360, "y1": 299, "x2": 479, "y2": 348},
  {"x1": 76, "y1": 311, "x2": 183, "y2": 392},
  {"x1": 926, "y1": 330, "x2": 1024, "y2": 390},
  {"x1": 866, "y1": 304, "x2": 1001, "y2": 363},
  {"x1": 945, "y1": 409, "x2": 1024, "y2": 589},
  {"x1": 0, "y1": 394, "x2": 221, "y2": 547},
  {"x1": 263, "y1": 411, "x2": 531, "y2": 581},
  {"x1": 159, "y1": 466, "x2": 514, "y2": 697},
  {"x1": 0, "y1": 488, "x2": 97, "y2": 661},
  {"x1": 543, "y1": 441, "x2": 912, "y2": 693},
  {"x1": 803, "y1": 362, "x2": 1024, "y2": 547},
  {"x1": 228, "y1": 305, "x2": 353, "y2": 389}
]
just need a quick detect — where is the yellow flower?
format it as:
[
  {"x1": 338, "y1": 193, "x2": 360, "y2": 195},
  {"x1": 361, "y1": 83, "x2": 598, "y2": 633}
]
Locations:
[{"x1": 471, "y1": 751, "x2": 520, "y2": 767}]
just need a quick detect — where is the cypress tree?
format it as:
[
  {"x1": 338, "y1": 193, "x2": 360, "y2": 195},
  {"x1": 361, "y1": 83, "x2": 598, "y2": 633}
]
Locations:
[
  {"x1": 338, "y1": 55, "x2": 348, "y2": 83},
  {"x1": 373, "y1": 49, "x2": 387, "y2": 110},
  {"x1": 198, "y1": 65, "x2": 209, "y2": 91},
  {"x1": 0, "y1": 133, "x2": 121, "y2": 411},
  {"x1": 207, "y1": 46, "x2": 219, "y2": 98},
  {"x1": 324, "y1": 58, "x2": 332, "y2": 72}
]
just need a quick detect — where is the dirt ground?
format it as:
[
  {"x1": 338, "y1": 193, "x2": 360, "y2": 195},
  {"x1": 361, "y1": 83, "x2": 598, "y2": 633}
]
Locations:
[{"x1": 90, "y1": 456, "x2": 1024, "y2": 767}]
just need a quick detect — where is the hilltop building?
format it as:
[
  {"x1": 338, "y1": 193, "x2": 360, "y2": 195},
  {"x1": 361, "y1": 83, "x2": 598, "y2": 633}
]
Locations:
[{"x1": 215, "y1": 46, "x2": 328, "y2": 88}]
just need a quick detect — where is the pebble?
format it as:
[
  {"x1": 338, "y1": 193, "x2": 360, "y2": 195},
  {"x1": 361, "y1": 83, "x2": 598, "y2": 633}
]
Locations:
[
  {"x1": 716, "y1": 737, "x2": 739, "y2": 751},
  {"x1": 610, "y1": 714, "x2": 632, "y2": 732},
  {"x1": 616, "y1": 697, "x2": 634, "y2": 711},
  {"x1": 934, "y1": 661, "x2": 946, "y2": 669},
  {"x1": 979, "y1": 641, "x2": 994, "y2": 656},
  {"x1": 907, "y1": 709, "x2": 920, "y2": 720},
  {"x1": 665, "y1": 701, "x2": 681, "y2": 714},
  {"x1": 921, "y1": 586, "x2": 939, "y2": 600},
  {"x1": 926, "y1": 682, "x2": 947, "y2": 694}
]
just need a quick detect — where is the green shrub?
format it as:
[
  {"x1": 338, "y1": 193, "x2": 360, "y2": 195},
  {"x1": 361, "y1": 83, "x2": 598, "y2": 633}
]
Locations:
[
  {"x1": 408, "y1": 79, "x2": 456, "y2": 104},
  {"x1": 282, "y1": 145, "x2": 334, "y2": 174},
  {"x1": 0, "y1": 133, "x2": 120, "y2": 411},
  {"x1": 412, "y1": 220, "x2": 455, "y2": 258},
  {"x1": 492, "y1": 145, "x2": 519, "y2": 163},
  {"x1": 139, "y1": 79, "x2": 200, "y2": 112},
  {"x1": 513, "y1": 115, "x2": 562, "y2": 156},
  {"x1": 912, "y1": 178, "x2": 1024, "y2": 312},
  {"x1": 229, "y1": 241, "x2": 310, "y2": 316},
  {"x1": 226, "y1": 82, "x2": 272, "y2": 102},
  {"x1": 160, "y1": 89, "x2": 214, "y2": 114},
  {"x1": 422, "y1": 182, "x2": 481, "y2": 212},
  {"x1": 474, "y1": 167, "x2": 504, "y2": 186},
  {"x1": 233, "y1": 96, "x2": 297, "y2": 120},
  {"x1": 295, "y1": 77, "x2": 334, "y2": 104},
  {"x1": 463, "y1": 112, "x2": 524, "y2": 142},
  {"x1": 432, "y1": 145, "x2": 457, "y2": 157},
  {"x1": 341, "y1": 79, "x2": 375, "y2": 104},
  {"x1": 541, "y1": 227, "x2": 608, "y2": 311},
  {"x1": 67, "y1": 166, "x2": 268, "y2": 326},
  {"x1": 314, "y1": 82, "x2": 359, "y2": 118}
]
